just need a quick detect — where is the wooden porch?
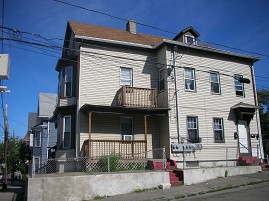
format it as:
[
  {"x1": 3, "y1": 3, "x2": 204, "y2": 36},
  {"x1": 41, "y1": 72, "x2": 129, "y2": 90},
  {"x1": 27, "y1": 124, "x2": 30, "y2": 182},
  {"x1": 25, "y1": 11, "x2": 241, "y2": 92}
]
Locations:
[
  {"x1": 85, "y1": 112, "x2": 149, "y2": 159},
  {"x1": 84, "y1": 139, "x2": 147, "y2": 159},
  {"x1": 117, "y1": 86, "x2": 157, "y2": 108}
]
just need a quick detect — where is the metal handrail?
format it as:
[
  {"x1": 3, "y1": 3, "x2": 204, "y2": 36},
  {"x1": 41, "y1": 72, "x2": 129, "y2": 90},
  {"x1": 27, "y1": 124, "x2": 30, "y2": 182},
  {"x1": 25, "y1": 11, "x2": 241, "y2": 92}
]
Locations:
[{"x1": 238, "y1": 141, "x2": 251, "y2": 152}]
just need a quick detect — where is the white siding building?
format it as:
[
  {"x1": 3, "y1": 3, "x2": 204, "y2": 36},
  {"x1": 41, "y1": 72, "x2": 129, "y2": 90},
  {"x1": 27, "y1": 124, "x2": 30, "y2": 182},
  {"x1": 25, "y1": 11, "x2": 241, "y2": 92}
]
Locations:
[{"x1": 52, "y1": 20, "x2": 263, "y2": 168}]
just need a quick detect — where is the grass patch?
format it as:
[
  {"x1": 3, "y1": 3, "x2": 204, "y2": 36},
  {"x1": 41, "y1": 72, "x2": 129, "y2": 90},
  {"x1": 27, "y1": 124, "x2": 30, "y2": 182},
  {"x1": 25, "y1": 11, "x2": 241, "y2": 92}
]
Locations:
[{"x1": 133, "y1": 188, "x2": 147, "y2": 193}]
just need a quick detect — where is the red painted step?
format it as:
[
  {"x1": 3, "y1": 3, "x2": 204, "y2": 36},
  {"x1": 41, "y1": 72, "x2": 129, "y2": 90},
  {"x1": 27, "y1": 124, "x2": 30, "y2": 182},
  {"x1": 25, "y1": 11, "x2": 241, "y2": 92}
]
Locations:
[{"x1": 168, "y1": 168, "x2": 184, "y2": 186}]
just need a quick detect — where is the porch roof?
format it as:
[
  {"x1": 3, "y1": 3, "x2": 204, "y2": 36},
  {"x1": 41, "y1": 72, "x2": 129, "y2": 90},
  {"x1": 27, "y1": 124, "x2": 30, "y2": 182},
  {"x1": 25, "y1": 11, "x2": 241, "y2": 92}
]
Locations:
[
  {"x1": 80, "y1": 104, "x2": 169, "y2": 115},
  {"x1": 231, "y1": 102, "x2": 260, "y2": 110}
]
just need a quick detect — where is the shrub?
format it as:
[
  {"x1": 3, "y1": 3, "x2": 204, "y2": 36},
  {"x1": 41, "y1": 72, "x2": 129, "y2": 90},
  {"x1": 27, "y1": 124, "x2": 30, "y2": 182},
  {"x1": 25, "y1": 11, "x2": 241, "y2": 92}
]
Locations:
[{"x1": 98, "y1": 155, "x2": 119, "y2": 172}]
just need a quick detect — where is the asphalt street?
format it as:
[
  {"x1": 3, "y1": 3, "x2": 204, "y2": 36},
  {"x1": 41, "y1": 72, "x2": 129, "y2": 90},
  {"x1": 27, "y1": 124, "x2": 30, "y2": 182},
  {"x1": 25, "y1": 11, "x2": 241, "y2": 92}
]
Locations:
[{"x1": 179, "y1": 182, "x2": 269, "y2": 201}]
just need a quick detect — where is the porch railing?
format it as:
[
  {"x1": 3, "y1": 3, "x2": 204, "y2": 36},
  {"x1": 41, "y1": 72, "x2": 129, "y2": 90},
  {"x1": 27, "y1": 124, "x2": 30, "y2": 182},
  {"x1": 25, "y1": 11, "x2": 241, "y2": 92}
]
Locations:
[
  {"x1": 84, "y1": 139, "x2": 147, "y2": 160},
  {"x1": 117, "y1": 86, "x2": 157, "y2": 108}
]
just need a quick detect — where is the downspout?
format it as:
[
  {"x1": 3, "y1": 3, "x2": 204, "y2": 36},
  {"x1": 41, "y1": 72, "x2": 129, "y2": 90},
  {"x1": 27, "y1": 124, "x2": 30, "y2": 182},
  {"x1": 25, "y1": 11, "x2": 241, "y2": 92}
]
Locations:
[
  {"x1": 250, "y1": 64, "x2": 264, "y2": 159},
  {"x1": 173, "y1": 46, "x2": 181, "y2": 144},
  {"x1": 75, "y1": 42, "x2": 81, "y2": 158}
]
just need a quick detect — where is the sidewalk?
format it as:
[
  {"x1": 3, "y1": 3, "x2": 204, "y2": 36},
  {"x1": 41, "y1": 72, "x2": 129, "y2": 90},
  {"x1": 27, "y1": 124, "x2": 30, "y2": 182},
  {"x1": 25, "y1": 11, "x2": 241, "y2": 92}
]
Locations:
[
  {"x1": 0, "y1": 183, "x2": 24, "y2": 201},
  {"x1": 98, "y1": 171, "x2": 269, "y2": 201}
]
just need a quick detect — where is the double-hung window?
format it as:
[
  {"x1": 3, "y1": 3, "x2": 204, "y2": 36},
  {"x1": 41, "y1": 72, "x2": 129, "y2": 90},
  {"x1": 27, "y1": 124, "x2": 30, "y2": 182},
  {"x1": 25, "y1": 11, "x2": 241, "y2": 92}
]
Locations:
[
  {"x1": 35, "y1": 131, "x2": 41, "y2": 147},
  {"x1": 213, "y1": 118, "x2": 224, "y2": 142},
  {"x1": 187, "y1": 116, "x2": 199, "y2": 143},
  {"x1": 64, "y1": 66, "x2": 72, "y2": 97},
  {"x1": 234, "y1": 75, "x2": 244, "y2": 97},
  {"x1": 63, "y1": 116, "x2": 71, "y2": 148},
  {"x1": 210, "y1": 72, "x2": 221, "y2": 94},
  {"x1": 158, "y1": 68, "x2": 165, "y2": 92},
  {"x1": 184, "y1": 35, "x2": 196, "y2": 45},
  {"x1": 120, "y1": 67, "x2": 133, "y2": 86},
  {"x1": 184, "y1": 68, "x2": 196, "y2": 91},
  {"x1": 121, "y1": 117, "x2": 133, "y2": 140}
]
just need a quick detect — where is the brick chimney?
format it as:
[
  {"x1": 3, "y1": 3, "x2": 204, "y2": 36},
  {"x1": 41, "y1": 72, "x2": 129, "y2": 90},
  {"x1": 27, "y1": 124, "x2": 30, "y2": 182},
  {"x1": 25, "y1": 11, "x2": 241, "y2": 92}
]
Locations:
[{"x1": 126, "y1": 20, "x2": 136, "y2": 34}]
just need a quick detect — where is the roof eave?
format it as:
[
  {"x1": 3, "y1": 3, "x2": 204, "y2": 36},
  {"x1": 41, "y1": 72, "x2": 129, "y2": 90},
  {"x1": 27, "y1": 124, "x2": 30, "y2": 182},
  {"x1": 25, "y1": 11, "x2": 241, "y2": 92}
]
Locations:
[
  {"x1": 156, "y1": 40, "x2": 260, "y2": 62},
  {"x1": 75, "y1": 35, "x2": 155, "y2": 50}
]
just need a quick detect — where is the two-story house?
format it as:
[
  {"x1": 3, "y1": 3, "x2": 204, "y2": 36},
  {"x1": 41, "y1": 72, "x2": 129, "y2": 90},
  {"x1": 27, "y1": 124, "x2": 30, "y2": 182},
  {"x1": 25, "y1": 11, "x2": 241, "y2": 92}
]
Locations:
[
  {"x1": 53, "y1": 20, "x2": 263, "y2": 168},
  {"x1": 31, "y1": 93, "x2": 57, "y2": 171}
]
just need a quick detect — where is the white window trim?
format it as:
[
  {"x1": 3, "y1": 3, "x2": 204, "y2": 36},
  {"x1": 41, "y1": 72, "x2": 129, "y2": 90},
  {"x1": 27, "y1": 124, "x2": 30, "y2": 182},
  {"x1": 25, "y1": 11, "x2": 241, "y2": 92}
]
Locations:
[
  {"x1": 187, "y1": 116, "x2": 199, "y2": 142},
  {"x1": 64, "y1": 66, "x2": 73, "y2": 97},
  {"x1": 213, "y1": 118, "x2": 225, "y2": 143},
  {"x1": 184, "y1": 35, "x2": 197, "y2": 45},
  {"x1": 234, "y1": 74, "x2": 245, "y2": 97},
  {"x1": 35, "y1": 131, "x2": 41, "y2": 147},
  {"x1": 122, "y1": 135, "x2": 133, "y2": 140},
  {"x1": 120, "y1": 67, "x2": 133, "y2": 87},
  {"x1": 184, "y1": 68, "x2": 196, "y2": 92},
  {"x1": 210, "y1": 72, "x2": 221, "y2": 94},
  {"x1": 63, "y1": 115, "x2": 71, "y2": 149},
  {"x1": 120, "y1": 117, "x2": 133, "y2": 140}
]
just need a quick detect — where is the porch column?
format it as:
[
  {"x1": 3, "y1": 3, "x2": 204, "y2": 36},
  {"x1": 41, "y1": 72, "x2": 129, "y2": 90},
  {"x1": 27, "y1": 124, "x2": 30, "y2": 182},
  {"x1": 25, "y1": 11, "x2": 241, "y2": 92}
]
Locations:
[
  {"x1": 88, "y1": 112, "x2": 92, "y2": 158},
  {"x1": 144, "y1": 114, "x2": 148, "y2": 158}
]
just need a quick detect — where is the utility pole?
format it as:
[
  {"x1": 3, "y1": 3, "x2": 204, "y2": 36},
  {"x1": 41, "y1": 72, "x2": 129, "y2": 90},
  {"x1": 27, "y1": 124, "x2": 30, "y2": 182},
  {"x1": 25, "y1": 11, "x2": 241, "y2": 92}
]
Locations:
[{"x1": 2, "y1": 104, "x2": 8, "y2": 189}]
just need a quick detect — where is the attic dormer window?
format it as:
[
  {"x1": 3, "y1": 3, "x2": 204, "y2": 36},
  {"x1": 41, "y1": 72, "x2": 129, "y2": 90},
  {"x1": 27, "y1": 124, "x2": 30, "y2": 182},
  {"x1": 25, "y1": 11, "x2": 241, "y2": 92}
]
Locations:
[{"x1": 184, "y1": 35, "x2": 196, "y2": 45}]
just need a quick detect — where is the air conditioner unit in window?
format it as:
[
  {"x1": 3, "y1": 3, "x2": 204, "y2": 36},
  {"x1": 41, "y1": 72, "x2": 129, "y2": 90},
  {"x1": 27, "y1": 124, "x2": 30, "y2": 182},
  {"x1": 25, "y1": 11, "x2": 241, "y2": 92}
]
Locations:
[{"x1": 122, "y1": 135, "x2": 133, "y2": 140}]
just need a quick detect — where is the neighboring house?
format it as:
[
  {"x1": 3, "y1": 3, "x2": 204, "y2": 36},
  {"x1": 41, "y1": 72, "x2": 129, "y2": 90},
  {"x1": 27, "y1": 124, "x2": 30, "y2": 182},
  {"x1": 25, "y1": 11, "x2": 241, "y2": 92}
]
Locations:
[
  {"x1": 52, "y1": 20, "x2": 263, "y2": 168},
  {"x1": 25, "y1": 112, "x2": 38, "y2": 149},
  {"x1": 31, "y1": 93, "x2": 57, "y2": 170}
]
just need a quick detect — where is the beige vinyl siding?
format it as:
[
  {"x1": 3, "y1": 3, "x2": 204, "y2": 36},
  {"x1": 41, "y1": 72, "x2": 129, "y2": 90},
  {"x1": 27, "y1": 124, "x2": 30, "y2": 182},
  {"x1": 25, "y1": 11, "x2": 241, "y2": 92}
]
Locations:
[
  {"x1": 166, "y1": 48, "x2": 259, "y2": 161},
  {"x1": 79, "y1": 45, "x2": 158, "y2": 107},
  {"x1": 79, "y1": 113, "x2": 157, "y2": 156},
  {"x1": 156, "y1": 46, "x2": 169, "y2": 108}
]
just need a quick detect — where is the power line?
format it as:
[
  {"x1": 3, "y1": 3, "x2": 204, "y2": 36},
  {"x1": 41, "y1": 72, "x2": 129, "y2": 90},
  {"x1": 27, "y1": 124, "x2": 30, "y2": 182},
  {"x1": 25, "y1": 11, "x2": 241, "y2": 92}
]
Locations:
[
  {"x1": 2, "y1": 25, "x2": 269, "y2": 85},
  {"x1": 53, "y1": 0, "x2": 269, "y2": 59},
  {"x1": 197, "y1": 39, "x2": 269, "y2": 59},
  {"x1": 3, "y1": 34, "x2": 268, "y2": 86},
  {"x1": 53, "y1": 0, "x2": 177, "y2": 35},
  {"x1": 0, "y1": 37, "x2": 61, "y2": 49}
]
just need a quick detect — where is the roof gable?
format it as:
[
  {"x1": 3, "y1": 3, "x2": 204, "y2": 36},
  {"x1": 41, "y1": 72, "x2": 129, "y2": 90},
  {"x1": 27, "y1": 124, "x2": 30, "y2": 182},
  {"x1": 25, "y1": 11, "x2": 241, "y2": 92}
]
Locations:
[{"x1": 173, "y1": 26, "x2": 200, "y2": 41}]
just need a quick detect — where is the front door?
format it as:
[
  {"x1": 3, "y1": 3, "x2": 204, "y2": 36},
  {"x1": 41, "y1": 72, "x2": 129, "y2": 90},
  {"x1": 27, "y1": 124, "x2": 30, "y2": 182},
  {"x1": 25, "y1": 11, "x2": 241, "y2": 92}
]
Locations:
[{"x1": 238, "y1": 120, "x2": 249, "y2": 153}]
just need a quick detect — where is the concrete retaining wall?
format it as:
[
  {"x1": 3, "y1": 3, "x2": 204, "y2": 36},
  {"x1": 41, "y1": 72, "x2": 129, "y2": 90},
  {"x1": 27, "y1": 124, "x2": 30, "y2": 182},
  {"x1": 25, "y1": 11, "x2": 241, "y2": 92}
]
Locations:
[
  {"x1": 183, "y1": 166, "x2": 261, "y2": 185},
  {"x1": 27, "y1": 172, "x2": 169, "y2": 201}
]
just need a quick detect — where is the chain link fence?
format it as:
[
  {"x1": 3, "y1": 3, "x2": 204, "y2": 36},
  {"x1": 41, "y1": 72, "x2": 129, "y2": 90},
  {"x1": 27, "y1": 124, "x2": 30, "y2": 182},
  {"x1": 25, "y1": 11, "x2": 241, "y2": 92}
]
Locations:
[{"x1": 28, "y1": 148, "x2": 166, "y2": 177}]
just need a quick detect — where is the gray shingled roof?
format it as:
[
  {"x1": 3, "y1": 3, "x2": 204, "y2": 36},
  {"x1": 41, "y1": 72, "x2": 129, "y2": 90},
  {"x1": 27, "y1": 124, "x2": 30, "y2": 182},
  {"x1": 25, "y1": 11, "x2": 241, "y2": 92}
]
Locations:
[
  {"x1": 28, "y1": 112, "x2": 37, "y2": 130},
  {"x1": 38, "y1": 93, "x2": 57, "y2": 117}
]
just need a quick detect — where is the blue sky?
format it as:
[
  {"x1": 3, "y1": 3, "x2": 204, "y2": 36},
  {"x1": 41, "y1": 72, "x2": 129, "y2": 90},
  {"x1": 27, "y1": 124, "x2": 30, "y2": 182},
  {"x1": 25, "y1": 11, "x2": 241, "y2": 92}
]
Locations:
[{"x1": 1, "y1": 0, "x2": 269, "y2": 140}]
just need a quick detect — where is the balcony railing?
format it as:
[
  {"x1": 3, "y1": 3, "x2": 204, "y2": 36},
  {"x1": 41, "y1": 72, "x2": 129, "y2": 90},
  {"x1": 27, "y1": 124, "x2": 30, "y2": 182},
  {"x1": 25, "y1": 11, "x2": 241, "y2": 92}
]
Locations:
[
  {"x1": 84, "y1": 139, "x2": 147, "y2": 160},
  {"x1": 117, "y1": 86, "x2": 157, "y2": 108}
]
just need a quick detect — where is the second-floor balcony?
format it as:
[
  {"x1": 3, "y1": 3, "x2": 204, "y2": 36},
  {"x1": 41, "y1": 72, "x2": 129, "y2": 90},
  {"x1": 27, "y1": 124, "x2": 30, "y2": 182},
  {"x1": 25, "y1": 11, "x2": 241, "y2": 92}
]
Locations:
[{"x1": 117, "y1": 86, "x2": 157, "y2": 108}]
